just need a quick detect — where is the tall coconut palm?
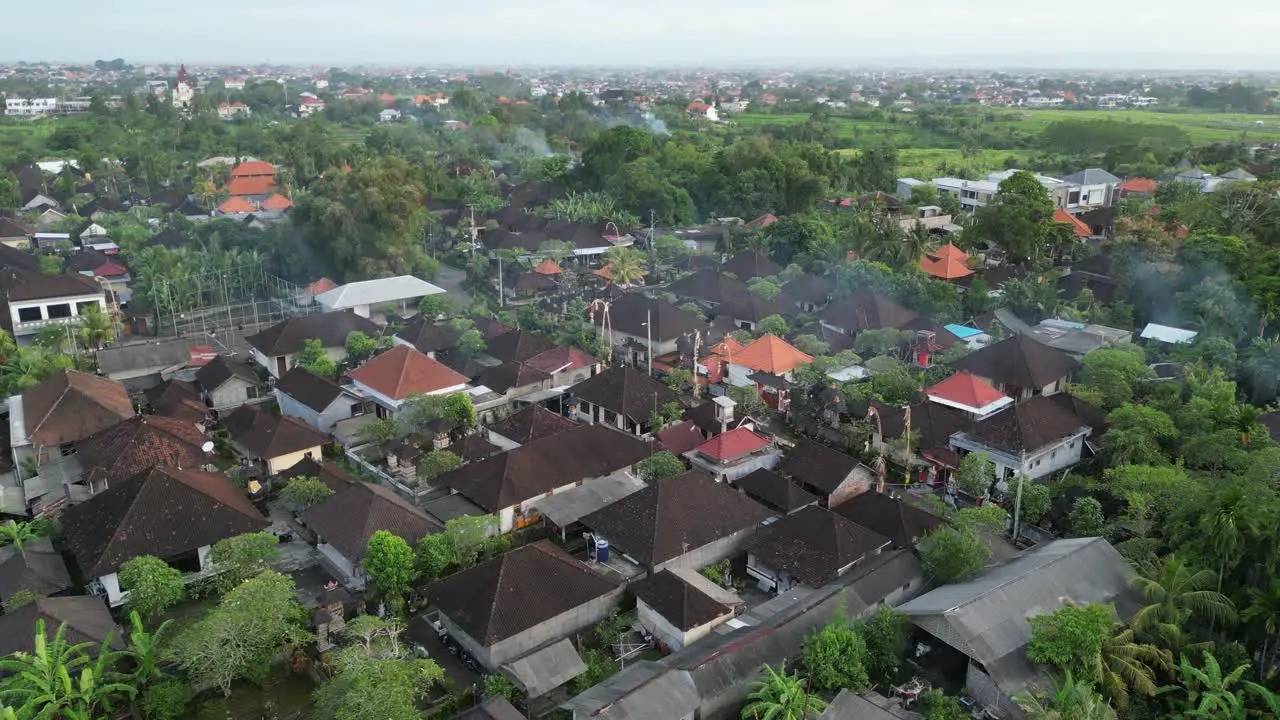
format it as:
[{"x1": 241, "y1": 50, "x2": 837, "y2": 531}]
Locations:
[
  {"x1": 75, "y1": 305, "x2": 119, "y2": 350},
  {"x1": 1241, "y1": 580, "x2": 1280, "y2": 677},
  {"x1": 740, "y1": 661, "x2": 826, "y2": 720},
  {"x1": 603, "y1": 246, "x2": 646, "y2": 286},
  {"x1": 1131, "y1": 555, "x2": 1236, "y2": 655},
  {"x1": 1093, "y1": 625, "x2": 1169, "y2": 709}
]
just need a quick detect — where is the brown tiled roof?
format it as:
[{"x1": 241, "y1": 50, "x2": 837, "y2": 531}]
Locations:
[
  {"x1": 735, "y1": 468, "x2": 818, "y2": 514},
  {"x1": 349, "y1": 345, "x2": 470, "y2": 401},
  {"x1": 23, "y1": 370, "x2": 133, "y2": 447},
  {"x1": 476, "y1": 361, "x2": 551, "y2": 394},
  {"x1": 778, "y1": 438, "x2": 861, "y2": 494},
  {"x1": 655, "y1": 420, "x2": 706, "y2": 456},
  {"x1": 666, "y1": 270, "x2": 751, "y2": 306},
  {"x1": 430, "y1": 541, "x2": 620, "y2": 646},
  {"x1": 274, "y1": 367, "x2": 350, "y2": 412},
  {"x1": 569, "y1": 366, "x2": 678, "y2": 423},
  {"x1": 145, "y1": 380, "x2": 207, "y2": 424},
  {"x1": 720, "y1": 251, "x2": 783, "y2": 281},
  {"x1": 717, "y1": 291, "x2": 797, "y2": 323},
  {"x1": 0, "y1": 537, "x2": 71, "y2": 600},
  {"x1": 831, "y1": 491, "x2": 947, "y2": 549},
  {"x1": 782, "y1": 273, "x2": 835, "y2": 306},
  {"x1": 437, "y1": 425, "x2": 650, "y2": 512},
  {"x1": 580, "y1": 471, "x2": 771, "y2": 567},
  {"x1": 951, "y1": 333, "x2": 1080, "y2": 391},
  {"x1": 819, "y1": 290, "x2": 917, "y2": 333},
  {"x1": 457, "y1": 433, "x2": 502, "y2": 462},
  {"x1": 631, "y1": 569, "x2": 732, "y2": 631},
  {"x1": 76, "y1": 414, "x2": 205, "y2": 488},
  {"x1": 6, "y1": 272, "x2": 102, "y2": 302},
  {"x1": 222, "y1": 405, "x2": 326, "y2": 459},
  {"x1": 194, "y1": 355, "x2": 259, "y2": 392},
  {"x1": 486, "y1": 406, "x2": 577, "y2": 445},
  {"x1": 300, "y1": 481, "x2": 441, "y2": 560},
  {"x1": 485, "y1": 329, "x2": 557, "y2": 363},
  {"x1": 279, "y1": 456, "x2": 358, "y2": 492},
  {"x1": 747, "y1": 505, "x2": 891, "y2": 586},
  {"x1": 0, "y1": 597, "x2": 123, "y2": 657},
  {"x1": 595, "y1": 293, "x2": 703, "y2": 342},
  {"x1": 394, "y1": 316, "x2": 459, "y2": 354},
  {"x1": 962, "y1": 394, "x2": 1095, "y2": 455},
  {"x1": 245, "y1": 312, "x2": 381, "y2": 357},
  {"x1": 62, "y1": 466, "x2": 267, "y2": 577},
  {"x1": 880, "y1": 401, "x2": 975, "y2": 455}
]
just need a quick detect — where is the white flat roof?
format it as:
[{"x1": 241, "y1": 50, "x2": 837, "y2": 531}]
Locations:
[
  {"x1": 314, "y1": 275, "x2": 445, "y2": 309},
  {"x1": 1140, "y1": 323, "x2": 1198, "y2": 344}
]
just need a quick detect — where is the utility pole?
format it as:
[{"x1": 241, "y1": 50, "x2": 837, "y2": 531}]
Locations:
[
  {"x1": 1012, "y1": 449, "x2": 1027, "y2": 541},
  {"x1": 497, "y1": 254, "x2": 504, "y2": 308},
  {"x1": 646, "y1": 308, "x2": 652, "y2": 376}
]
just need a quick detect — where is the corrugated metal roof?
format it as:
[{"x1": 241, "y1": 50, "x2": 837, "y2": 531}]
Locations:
[
  {"x1": 1140, "y1": 323, "x2": 1198, "y2": 344},
  {"x1": 315, "y1": 275, "x2": 446, "y2": 310},
  {"x1": 530, "y1": 473, "x2": 645, "y2": 528},
  {"x1": 899, "y1": 538, "x2": 1137, "y2": 692},
  {"x1": 502, "y1": 639, "x2": 586, "y2": 698}
]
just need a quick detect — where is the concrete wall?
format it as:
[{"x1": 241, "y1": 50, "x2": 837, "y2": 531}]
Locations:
[
  {"x1": 276, "y1": 390, "x2": 356, "y2": 434},
  {"x1": 443, "y1": 585, "x2": 625, "y2": 670},
  {"x1": 687, "y1": 451, "x2": 779, "y2": 484},
  {"x1": 653, "y1": 526, "x2": 762, "y2": 574},
  {"x1": 638, "y1": 598, "x2": 733, "y2": 652},
  {"x1": 266, "y1": 446, "x2": 321, "y2": 476},
  {"x1": 208, "y1": 377, "x2": 262, "y2": 412},
  {"x1": 828, "y1": 467, "x2": 876, "y2": 508}
]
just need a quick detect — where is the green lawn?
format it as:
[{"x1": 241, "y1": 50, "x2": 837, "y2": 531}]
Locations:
[
  {"x1": 332, "y1": 126, "x2": 370, "y2": 145},
  {"x1": 885, "y1": 148, "x2": 1036, "y2": 180},
  {"x1": 731, "y1": 112, "x2": 950, "y2": 148},
  {"x1": 994, "y1": 108, "x2": 1280, "y2": 144}
]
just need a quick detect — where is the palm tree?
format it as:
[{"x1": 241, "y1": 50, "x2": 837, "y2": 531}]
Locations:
[
  {"x1": 1201, "y1": 493, "x2": 1254, "y2": 595},
  {"x1": 1131, "y1": 555, "x2": 1237, "y2": 655},
  {"x1": 75, "y1": 305, "x2": 119, "y2": 350},
  {"x1": 740, "y1": 661, "x2": 826, "y2": 720},
  {"x1": 1242, "y1": 580, "x2": 1280, "y2": 676},
  {"x1": 1234, "y1": 404, "x2": 1263, "y2": 447},
  {"x1": 0, "y1": 619, "x2": 135, "y2": 719},
  {"x1": 603, "y1": 246, "x2": 646, "y2": 286},
  {"x1": 1093, "y1": 625, "x2": 1169, "y2": 709}
]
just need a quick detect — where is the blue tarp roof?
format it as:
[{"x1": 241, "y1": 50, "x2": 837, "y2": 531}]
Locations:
[{"x1": 944, "y1": 324, "x2": 984, "y2": 339}]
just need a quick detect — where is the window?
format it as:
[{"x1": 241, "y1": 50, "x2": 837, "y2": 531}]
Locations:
[
  {"x1": 76, "y1": 301, "x2": 99, "y2": 314},
  {"x1": 350, "y1": 403, "x2": 364, "y2": 417},
  {"x1": 246, "y1": 385, "x2": 266, "y2": 400},
  {"x1": 17, "y1": 307, "x2": 41, "y2": 322},
  {"x1": 46, "y1": 303, "x2": 71, "y2": 319}
]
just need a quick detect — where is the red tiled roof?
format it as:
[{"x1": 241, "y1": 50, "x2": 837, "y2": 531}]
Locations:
[
  {"x1": 350, "y1": 345, "x2": 469, "y2": 400},
  {"x1": 304, "y1": 277, "x2": 338, "y2": 295},
  {"x1": 226, "y1": 176, "x2": 277, "y2": 197},
  {"x1": 925, "y1": 371, "x2": 1008, "y2": 410},
  {"x1": 1054, "y1": 208, "x2": 1092, "y2": 239},
  {"x1": 524, "y1": 346, "x2": 596, "y2": 374},
  {"x1": 687, "y1": 102, "x2": 711, "y2": 113},
  {"x1": 747, "y1": 213, "x2": 779, "y2": 229},
  {"x1": 217, "y1": 196, "x2": 256, "y2": 214},
  {"x1": 655, "y1": 420, "x2": 705, "y2": 456},
  {"x1": 1118, "y1": 178, "x2": 1158, "y2": 194},
  {"x1": 920, "y1": 243, "x2": 974, "y2": 280},
  {"x1": 231, "y1": 160, "x2": 276, "y2": 177},
  {"x1": 693, "y1": 427, "x2": 771, "y2": 461}
]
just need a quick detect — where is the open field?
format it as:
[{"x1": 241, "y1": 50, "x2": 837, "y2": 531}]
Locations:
[
  {"x1": 993, "y1": 108, "x2": 1280, "y2": 144},
  {"x1": 884, "y1": 148, "x2": 1036, "y2": 180},
  {"x1": 731, "y1": 112, "x2": 952, "y2": 147},
  {"x1": 732, "y1": 108, "x2": 1280, "y2": 146}
]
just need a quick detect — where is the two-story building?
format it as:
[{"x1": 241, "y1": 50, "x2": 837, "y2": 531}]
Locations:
[{"x1": 2, "y1": 272, "x2": 107, "y2": 343}]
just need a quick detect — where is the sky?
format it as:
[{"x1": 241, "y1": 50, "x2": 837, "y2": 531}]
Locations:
[{"x1": 6, "y1": 0, "x2": 1280, "y2": 70}]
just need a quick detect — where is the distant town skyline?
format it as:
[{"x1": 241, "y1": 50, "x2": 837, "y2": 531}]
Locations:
[{"x1": 5, "y1": 0, "x2": 1280, "y2": 71}]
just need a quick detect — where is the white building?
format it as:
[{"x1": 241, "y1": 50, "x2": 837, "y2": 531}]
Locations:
[{"x1": 314, "y1": 275, "x2": 446, "y2": 318}]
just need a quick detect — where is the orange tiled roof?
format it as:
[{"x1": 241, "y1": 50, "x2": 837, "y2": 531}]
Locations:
[
  {"x1": 1054, "y1": 208, "x2": 1092, "y2": 239},
  {"x1": 217, "y1": 196, "x2": 256, "y2": 213},
  {"x1": 226, "y1": 176, "x2": 277, "y2": 197},
  {"x1": 231, "y1": 160, "x2": 276, "y2": 178},
  {"x1": 919, "y1": 253, "x2": 973, "y2": 280},
  {"x1": 260, "y1": 193, "x2": 293, "y2": 211},
  {"x1": 304, "y1": 277, "x2": 338, "y2": 296},
  {"x1": 1118, "y1": 178, "x2": 1158, "y2": 194},
  {"x1": 730, "y1": 334, "x2": 813, "y2": 374},
  {"x1": 532, "y1": 258, "x2": 562, "y2": 276},
  {"x1": 350, "y1": 345, "x2": 469, "y2": 401},
  {"x1": 925, "y1": 371, "x2": 1008, "y2": 410}
]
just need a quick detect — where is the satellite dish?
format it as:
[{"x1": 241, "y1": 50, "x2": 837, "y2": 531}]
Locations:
[{"x1": 201, "y1": 441, "x2": 215, "y2": 453}]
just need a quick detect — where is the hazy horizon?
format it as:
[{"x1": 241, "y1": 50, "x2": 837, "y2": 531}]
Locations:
[{"x1": 6, "y1": 0, "x2": 1280, "y2": 72}]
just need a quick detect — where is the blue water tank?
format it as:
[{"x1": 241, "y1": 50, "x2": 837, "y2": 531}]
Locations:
[{"x1": 595, "y1": 539, "x2": 609, "y2": 562}]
